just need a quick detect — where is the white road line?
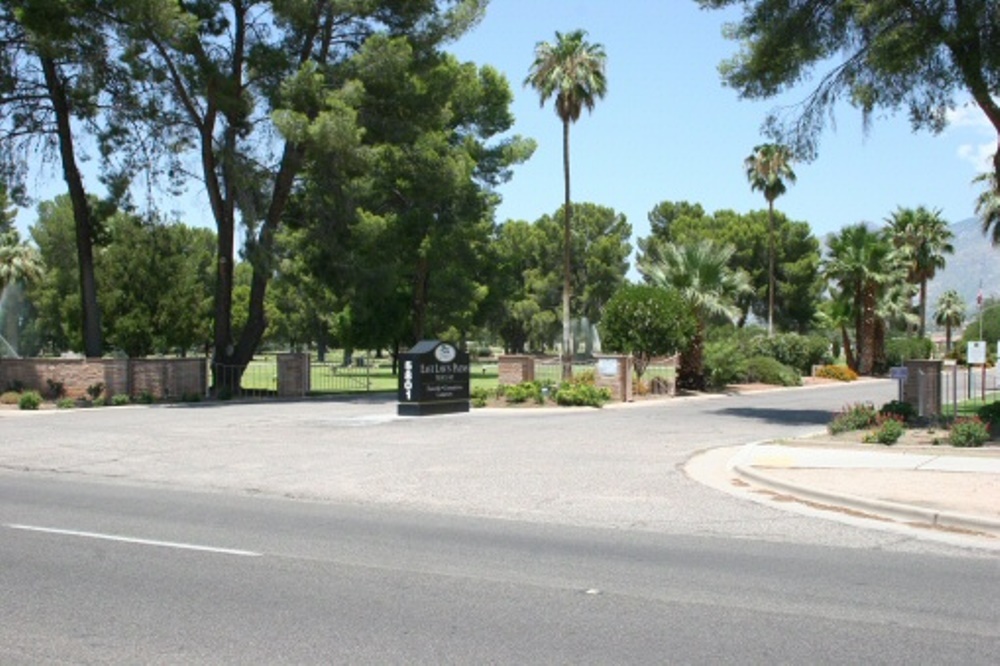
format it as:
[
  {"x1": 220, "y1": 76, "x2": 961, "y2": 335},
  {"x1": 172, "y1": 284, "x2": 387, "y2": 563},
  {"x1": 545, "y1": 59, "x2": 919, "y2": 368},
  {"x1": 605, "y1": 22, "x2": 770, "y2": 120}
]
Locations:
[{"x1": 5, "y1": 524, "x2": 262, "y2": 557}]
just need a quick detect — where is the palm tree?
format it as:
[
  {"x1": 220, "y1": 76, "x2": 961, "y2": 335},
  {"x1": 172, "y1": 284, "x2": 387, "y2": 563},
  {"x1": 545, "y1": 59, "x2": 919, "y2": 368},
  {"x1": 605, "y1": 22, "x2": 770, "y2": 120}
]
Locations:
[
  {"x1": 525, "y1": 29, "x2": 607, "y2": 380},
  {"x1": 745, "y1": 143, "x2": 796, "y2": 338},
  {"x1": 639, "y1": 239, "x2": 751, "y2": 390},
  {"x1": 0, "y1": 231, "x2": 42, "y2": 290},
  {"x1": 824, "y1": 224, "x2": 904, "y2": 375},
  {"x1": 975, "y1": 171, "x2": 1000, "y2": 245},
  {"x1": 885, "y1": 206, "x2": 954, "y2": 338},
  {"x1": 934, "y1": 290, "x2": 966, "y2": 354},
  {"x1": 1, "y1": 231, "x2": 43, "y2": 357}
]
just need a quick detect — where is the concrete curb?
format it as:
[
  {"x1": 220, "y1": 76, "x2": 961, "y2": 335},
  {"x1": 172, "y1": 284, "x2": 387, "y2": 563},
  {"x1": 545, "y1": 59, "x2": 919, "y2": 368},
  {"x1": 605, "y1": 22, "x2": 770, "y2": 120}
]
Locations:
[{"x1": 731, "y1": 461, "x2": 1000, "y2": 538}]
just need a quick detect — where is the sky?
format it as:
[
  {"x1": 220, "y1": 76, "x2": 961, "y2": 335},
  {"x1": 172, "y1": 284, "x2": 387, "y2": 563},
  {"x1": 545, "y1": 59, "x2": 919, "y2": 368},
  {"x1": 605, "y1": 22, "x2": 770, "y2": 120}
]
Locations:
[
  {"x1": 12, "y1": 0, "x2": 997, "y2": 260},
  {"x1": 447, "y1": 0, "x2": 995, "y2": 247}
]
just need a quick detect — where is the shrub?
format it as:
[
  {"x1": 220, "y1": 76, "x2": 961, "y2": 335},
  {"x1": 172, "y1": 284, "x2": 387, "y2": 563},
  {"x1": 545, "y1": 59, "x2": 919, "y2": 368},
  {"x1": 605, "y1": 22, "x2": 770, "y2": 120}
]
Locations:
[
  {"x1": 86, "y1": 382, "x2": 105, "y2": 401},
  {"x1": 504, "y1": 381, "x2": 545, "y2": 405},
  {"x1": 18, "y1": 390, "x2": 42, "y2": 410},
  {"x1": 134, "y1": 391, "x2": 155, "y2": 405},
  {"x1": 553, "y1": 382, "x2": 611, "y2": 407},
  {"x1": 885, "y1": 336, "x2": 934, "y2": 367},
  {"x1": 949, "y1": 417, "x2": 990, "y2": 447},
  {"x1": 747, "y1": 333, "x2": 833, "y2": 375},
  {"x1": 879, "y1": 400, "x2": 916, "y2": 424},
  {"x1": 92, "y1": 397, "x2": 107, "y2": 407},
  {"x1": 56, "y1": 398, "x2": 76, "y2": 409},
  {"x1": 111, "y1": 394, "x2": 130, "y2": 406},
  {"x1": 45, "y1": 379, "x2": 66, "y2": 399},
  {"x1": 863, "y1": 415, "x2": 905, "y2": 445},
  {"x1": 703, "y1": 338, "x2": 749, "y2": 390},
  {"x1": 1, "y1": 390, "x2": 21, "y2": 405},
  {"x1": 744, "y1": 356, "x2": 802, "y2": 386},
  {"x1": 470, "y1": 386, "x2": 490, "y2": 408},
  {"x1": 815, "y1": 365, "x2": 858, "y2": 382},
  {"x1": 976, "y1": 400, "x2": 1000, "y2": 426},
  {"x1": 828, "y1": 402, "x2": 879, "y2": 434},
  {"x1": 5, "y1": 380, "x2": 25, "y2": 392}
]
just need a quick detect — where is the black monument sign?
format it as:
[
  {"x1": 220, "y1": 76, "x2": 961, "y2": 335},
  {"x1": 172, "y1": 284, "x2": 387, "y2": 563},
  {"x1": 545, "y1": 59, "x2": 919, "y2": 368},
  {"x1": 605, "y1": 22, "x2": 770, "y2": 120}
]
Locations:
[{"x1": 398, "y1": 340, "x2": 470, "y2": 416}]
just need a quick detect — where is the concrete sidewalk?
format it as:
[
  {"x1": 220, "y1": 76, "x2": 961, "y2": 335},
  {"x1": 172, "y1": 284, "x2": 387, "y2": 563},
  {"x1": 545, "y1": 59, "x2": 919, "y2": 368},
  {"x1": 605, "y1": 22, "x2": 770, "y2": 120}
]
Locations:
[{"x1": 729, "y1": 442, "x2": 1000, "y2": 538}]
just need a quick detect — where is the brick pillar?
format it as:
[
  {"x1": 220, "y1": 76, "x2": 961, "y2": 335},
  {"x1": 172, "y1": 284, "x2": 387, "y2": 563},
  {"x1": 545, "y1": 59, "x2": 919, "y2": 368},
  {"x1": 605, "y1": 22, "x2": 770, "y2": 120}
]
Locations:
[
  {"x1": 277, "y1": 353, "x2": 311, "y2": 397},
  {"x1": 594, "y1": 355, "x2": 633, "y2": 402},
  {"x1": 498, "y1": 355, "x2": 534, "y2": 385},
  {"x1": 903, "y1": 359, "x2": 942, "y2": 417}
]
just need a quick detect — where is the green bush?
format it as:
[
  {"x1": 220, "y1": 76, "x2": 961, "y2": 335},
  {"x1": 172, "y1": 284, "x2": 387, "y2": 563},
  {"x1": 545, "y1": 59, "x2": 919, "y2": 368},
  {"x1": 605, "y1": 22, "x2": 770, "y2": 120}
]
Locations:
[
  {"x1": 747, "y1": 333, "x2": 833, "y2": 375},
  {"x1": 56, "y1": 398, "x2": 76, "y2": 409},
  {"x1": 815, "y1": 365, "x2": 858, "y2": 382},
  {"x1": 976, "y1": 401, "x2": 1000, "y2": 426},
  {"x1": 949, "y1": 417, "x2": 990, "y2": 447},
  {"x1": 86, "y1": 382, "x2": 105, "y2": 401},
  {"x1": 863, "y1": 415, "x2": 905, "y2": 445},
  {"x1": 134, "y1": 391, "x2": 155, "y2": 405},
  {"x1": 504, "y1": 381, "x2": 545, "y2": 405},
  {"x1": 470, "y1": 386, "x2": 490, "y2": 408},
  {"x1": 703, "y1": 338, "x2": 750, "y2": 390},
  {"x1": 553, "y1": 382, "x2": 611, "y2": 407},
  {"x1": 18, "y1": 390, "x2": 42, "y2": 410},
  {"x1": 879, "y1": 400, "x2": 916, "y2": 423},
  {"x1": 744, "y1": 356, "x2": 802, "y2": 386},
  {"x1": 111, "y1": 394, "x2": 130, "y2": 406},
  {"x1": 1, "y1": 390, "x2": 21, "y2": 405},
  {"x1": 829, "y1": 402, "x2": 879, "y2": 434},
  {"x1": 884, "y1": 336, "x2": 933, "y2": 367}
]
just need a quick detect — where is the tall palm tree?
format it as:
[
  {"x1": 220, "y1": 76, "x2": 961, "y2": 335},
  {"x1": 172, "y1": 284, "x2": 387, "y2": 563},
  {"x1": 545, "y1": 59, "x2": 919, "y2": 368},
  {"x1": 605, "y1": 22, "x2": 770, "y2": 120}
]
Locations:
[
  {"x1": 525, "y1": 29, "x2": 607, "y2": 380},
  {"x1": 745, "y1": 143, "x2": 796, "y2": 338},
  {"x1": 975, "y1": 171, "x2": 1000, "y2": 245},
  {"x1": 934, "y1": 290, "x2": 966, "y2": 354},
  {"x1": 885, "y1": 206, "x2": 954, "y2": 338},
  {"x1": 639, "y1": 239, "x2": 751, "y2": 390},
  {"x1": 824, "y1": 224, "x2": 904, "y2": 375}
]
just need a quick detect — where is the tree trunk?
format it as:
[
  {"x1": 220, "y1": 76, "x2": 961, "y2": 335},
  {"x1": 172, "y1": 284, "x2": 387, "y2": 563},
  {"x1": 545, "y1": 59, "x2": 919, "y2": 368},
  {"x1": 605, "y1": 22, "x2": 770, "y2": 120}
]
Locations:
[
  {"x1": 840, "y1": 324, "x2": 856, "y2": 371},
  {"x1": 40, "y1": 55, "x2": 102, "y2": 358},
  {"x1": 857, "y1": 285, "x2": 877, "y2": 375},
  {"x1": 677, "y1": 322, "x2": 705, "y2": 391},
  {"x1": 918, "y1": 278, "x2": 927, "y2": 338},
  {"x1": 561, "y1": 119, "x2": 572, "y2": 382},
  {"x1": 767, "y1": 199, "x2": 775, "y2": 337}
]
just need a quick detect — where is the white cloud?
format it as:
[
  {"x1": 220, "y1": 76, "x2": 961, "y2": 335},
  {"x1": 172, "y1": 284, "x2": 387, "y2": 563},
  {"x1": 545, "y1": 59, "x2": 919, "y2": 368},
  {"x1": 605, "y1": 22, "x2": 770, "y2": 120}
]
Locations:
[
  {"x1": 946, "y1": 103, "x2": 992, "y2": 129},
  {"x1": 957, "y1": 141, "x2": 996, "y2": 171}
]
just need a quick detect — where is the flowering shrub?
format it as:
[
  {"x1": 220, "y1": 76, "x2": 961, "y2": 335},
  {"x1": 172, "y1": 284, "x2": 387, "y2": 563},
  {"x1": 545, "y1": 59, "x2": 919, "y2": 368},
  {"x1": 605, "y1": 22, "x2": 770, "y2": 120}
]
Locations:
[
  {"x1": 879, "y1": 400, "x2": 916, "y2": 423},
  {"x1": 815, "y1": 365, "x2": 858, "y2": 382},
  {"x1": 828, "y1": 402, "x2": 879, "y2": 434},
  {"x1": 949, "y1": 417, "x2": 990, "y2": 447},
  {"x1": 863, "y1": 414, "x2": 905, "y2": 445}
]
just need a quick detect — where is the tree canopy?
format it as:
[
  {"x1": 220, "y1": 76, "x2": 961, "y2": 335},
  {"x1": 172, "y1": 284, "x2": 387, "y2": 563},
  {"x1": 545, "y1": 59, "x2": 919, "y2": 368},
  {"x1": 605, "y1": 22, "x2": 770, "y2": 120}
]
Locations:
[{"x1": 701, "y1": 0, "x2": 1000, "y2": 185}]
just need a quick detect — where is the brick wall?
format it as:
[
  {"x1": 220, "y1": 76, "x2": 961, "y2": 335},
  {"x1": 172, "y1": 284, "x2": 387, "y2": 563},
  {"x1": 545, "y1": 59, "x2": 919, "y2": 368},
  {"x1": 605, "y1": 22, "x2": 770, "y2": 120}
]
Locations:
[{"x1": 0, "y1": 357, "x2": 206, "y2": 399}]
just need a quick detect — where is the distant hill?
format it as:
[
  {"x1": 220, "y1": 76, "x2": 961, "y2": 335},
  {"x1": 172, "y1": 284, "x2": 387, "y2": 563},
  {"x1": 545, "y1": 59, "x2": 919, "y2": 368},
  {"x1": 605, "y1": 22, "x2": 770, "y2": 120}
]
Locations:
[{"x1": 926, "y1": 217, "x2": 1000, "y2": 323}]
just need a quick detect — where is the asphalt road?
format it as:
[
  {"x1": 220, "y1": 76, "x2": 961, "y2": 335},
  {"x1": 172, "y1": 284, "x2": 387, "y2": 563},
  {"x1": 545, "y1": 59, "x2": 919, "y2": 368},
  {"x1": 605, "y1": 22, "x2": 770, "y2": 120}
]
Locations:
[
  {"x1": 3, "y1": 380, "x2": 999, "y2": 662},
  {"x1": 2, "y1": 476, "x2": 998, "y2": 664}
]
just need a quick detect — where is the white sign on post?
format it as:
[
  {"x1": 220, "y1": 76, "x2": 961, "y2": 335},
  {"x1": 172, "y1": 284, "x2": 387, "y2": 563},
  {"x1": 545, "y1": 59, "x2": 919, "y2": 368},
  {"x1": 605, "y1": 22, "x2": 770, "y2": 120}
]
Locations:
[{"x1": 968, "y1": 341, "x2": 987, "y2": 365}]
